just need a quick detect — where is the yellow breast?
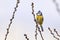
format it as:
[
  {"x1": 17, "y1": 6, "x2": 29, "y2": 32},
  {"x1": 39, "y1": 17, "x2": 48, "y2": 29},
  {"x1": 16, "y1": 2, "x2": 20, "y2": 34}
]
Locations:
[{"x1": 36, "y1": 15, "x2": 43, "y2": 25}]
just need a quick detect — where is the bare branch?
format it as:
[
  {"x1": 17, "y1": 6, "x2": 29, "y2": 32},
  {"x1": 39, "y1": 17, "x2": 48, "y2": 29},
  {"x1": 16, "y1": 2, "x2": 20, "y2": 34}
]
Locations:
[
  {"x1": 31, "y1": 2, "x2": 37, "y2": 40},
  {"x1": 53, "y1": 0, "x2": 60, "y2": 14},
  {"x1": 37, "y1": 25, "x2": 44, "y2": 40},
  {"x1": 4, "y1": 0, "x2": 20, "y2": 40},
  {"x1": 54, "y1": 29, "x2": 60, "y2": 37},
  {"x1": 31, "y1": 2, "x2": 44, "y2": 40},
  {"x1": 24, "y1": 34, "x2": 29, "y2": 40},
  {"x1": 48, "y1": 27, "x2": 60, "y2": 40}
]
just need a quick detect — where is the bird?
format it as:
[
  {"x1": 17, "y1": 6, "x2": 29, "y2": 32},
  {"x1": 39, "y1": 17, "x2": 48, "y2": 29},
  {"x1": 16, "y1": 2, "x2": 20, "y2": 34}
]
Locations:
[{"x1": 36, "y1": 10, "x2": 44, "y2": 31}]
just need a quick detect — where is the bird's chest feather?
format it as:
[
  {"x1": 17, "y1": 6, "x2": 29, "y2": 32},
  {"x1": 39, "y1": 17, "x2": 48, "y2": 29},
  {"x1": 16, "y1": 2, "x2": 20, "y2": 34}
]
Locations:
[
  {"x1": 37, "y1": 16, "x2": 42, "y2": 21},
  {"x1": 36, "y1": 16, "x2": 43, "y2": 24}
]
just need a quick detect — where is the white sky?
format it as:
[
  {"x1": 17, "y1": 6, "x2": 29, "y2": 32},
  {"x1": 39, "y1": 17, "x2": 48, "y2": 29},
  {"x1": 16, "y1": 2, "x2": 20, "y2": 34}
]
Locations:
[{"x1": 0, "y1": 0, "x2": 60, "y2": 40}]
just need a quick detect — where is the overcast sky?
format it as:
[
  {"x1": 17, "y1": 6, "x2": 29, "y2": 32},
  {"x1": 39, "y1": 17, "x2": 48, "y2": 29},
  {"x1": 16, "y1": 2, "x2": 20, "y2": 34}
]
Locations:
[{"x1": 0, "y1": 0, "x2": 60, "y2": 40}]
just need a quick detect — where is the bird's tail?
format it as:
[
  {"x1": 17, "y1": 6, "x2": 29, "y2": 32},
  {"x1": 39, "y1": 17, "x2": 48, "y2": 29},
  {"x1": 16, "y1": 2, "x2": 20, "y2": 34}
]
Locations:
[{"x1": 40, "y1": 25, "x2": 44, "y2": 31}]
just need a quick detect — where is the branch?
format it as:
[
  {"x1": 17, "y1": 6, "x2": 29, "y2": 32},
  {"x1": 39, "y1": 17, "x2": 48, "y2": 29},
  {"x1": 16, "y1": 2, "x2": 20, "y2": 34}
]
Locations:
[
  {"x1": 53, "y1": 0, "x2": 60, "y2": 14},
  {"x1": 4, "y1": 0, "x2": 20, "y2": 40},
  {"x1": 54, "y1": 29, "x2": 60, "y2": 37},
  {"x1": 31, "y1": 2, "x2": 44, "y2": 40},
  {"x1": 48, "y1": 27, "x2": 60, "y2": 40},
  {"x1": 24, "y1": 34, "x2": 29, "y2": 40},
  {"x1": 37, "y1": 25, "x2": 44, "y2": 40},
  {"x1": 31, "y1": 2, "x2": 38, "y2": 40}
]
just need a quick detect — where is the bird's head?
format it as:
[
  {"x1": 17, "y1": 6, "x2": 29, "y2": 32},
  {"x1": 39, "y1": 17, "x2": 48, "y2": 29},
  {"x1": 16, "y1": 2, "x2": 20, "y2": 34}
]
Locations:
[{"x1": 36, "y1": 10, "x2": 42, "y2": 16}]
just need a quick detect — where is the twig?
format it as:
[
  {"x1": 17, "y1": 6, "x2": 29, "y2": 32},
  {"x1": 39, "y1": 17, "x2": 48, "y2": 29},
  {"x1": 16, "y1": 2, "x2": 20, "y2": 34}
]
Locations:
[
  {"x1": 4, "y1": 0, "x2": 20, "y2": 40},
  {"x1": 37, "y1": 26, "x2": 44, "y2": 40},
  {"x1": 31, "y1": 2, "x2": 38, "y2": 40},
  {"x1": 54, "y1": 29, "x2": 60, "y2": 37},
  {"x1": 35, "y1": 24, "x2": 38, "y2": 40},
  {"x1": 53, "y1": 0, "x2": 60, "y2": 14},
  {"x1": 31, "y1": 2, "x2": 44, "y2": 40},
  {"x1": 48, "y1": 27, "x2": 60, "y2": 40},
  {"x1": 24, "y1": 34, "x2": 29, "y2": 40}
]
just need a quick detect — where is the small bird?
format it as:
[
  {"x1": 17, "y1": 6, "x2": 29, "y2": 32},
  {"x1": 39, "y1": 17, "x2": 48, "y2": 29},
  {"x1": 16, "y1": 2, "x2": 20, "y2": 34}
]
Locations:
[{"x1": 36, "y1": 10, "x2": 44, "y2": 31}]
